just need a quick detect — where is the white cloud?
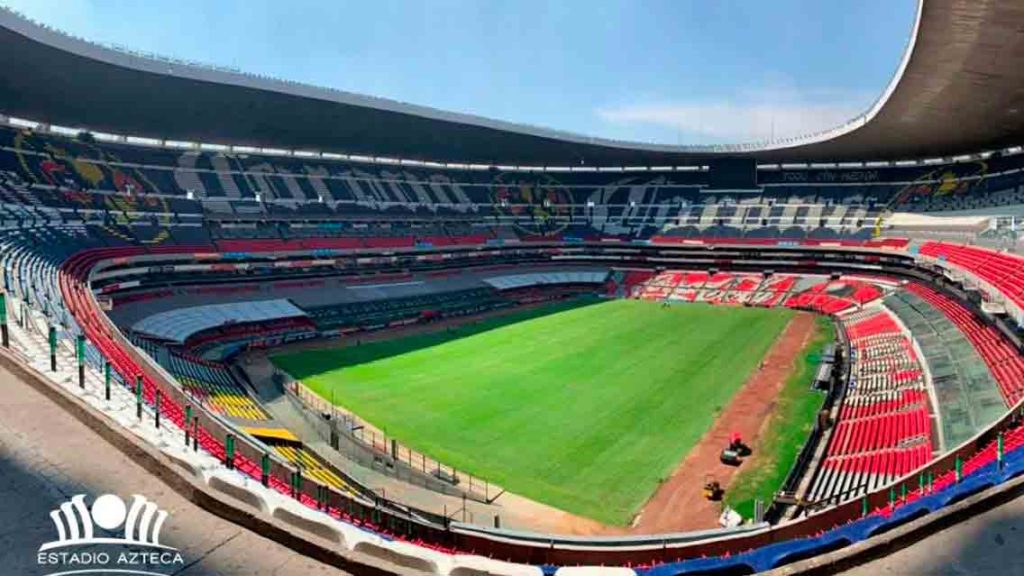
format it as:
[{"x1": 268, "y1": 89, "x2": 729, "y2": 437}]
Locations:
[{"x1": 595, "y1": 89, "x2": 872, "y2": 145}]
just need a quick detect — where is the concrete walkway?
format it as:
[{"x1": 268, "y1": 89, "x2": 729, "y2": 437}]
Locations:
[
  {"x1": 0, "y1": 364, "x2": 347, "y2": 576},
  {"x1": 842, "y1": 492, "x2": 1024, "y2": 576}
]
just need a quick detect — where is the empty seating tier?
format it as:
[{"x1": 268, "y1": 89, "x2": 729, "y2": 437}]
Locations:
[
  {"x1": 903, "y1": 283, "x2": 1024, "y2": 405},
  {"x1": 619, "y1": 270, "x2": 886, "y2": 313},
  {"x1": 807, "y1": 308, "x2": 934, "y2": 503},
  {"x1": 918, "y1": 242, "x2": 1024, "y2": 310},
  {"x1": 165, "y1": 352, "x2": 270, "y2": 421}
]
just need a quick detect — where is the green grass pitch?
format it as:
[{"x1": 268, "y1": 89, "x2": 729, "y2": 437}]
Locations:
[
  {"x1": 272, "y1": 298, "x2": 794, "y2": 525},
  {"x1": 725, "y1": 316, "x2": 832, "y2": 519}
]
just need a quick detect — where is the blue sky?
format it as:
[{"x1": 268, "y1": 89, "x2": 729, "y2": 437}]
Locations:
[{"x1": 2, "y1": 0, "x2": 917, "y2": 146}]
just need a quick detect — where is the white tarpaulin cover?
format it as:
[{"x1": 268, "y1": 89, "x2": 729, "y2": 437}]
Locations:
[{"x1": 132, "y1": 299, "x2": 307, "y2": 343}]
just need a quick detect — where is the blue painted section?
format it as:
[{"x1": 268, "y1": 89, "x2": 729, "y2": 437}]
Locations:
[{"x1": 645, "y1": 555, "x2": 755, "y2": 576}]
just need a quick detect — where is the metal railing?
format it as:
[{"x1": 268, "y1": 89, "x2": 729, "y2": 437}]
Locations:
[{"x1": 286, "y1": 377, "x2": 502, "y2": 504}]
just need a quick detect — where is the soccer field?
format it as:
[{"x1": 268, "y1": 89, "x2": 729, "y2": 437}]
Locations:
[{"x1": 271, "y1": 299, "x2": 794, "y2": 525}]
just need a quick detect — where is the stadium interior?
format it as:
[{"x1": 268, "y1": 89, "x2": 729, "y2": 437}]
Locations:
[{"x1": 4, "y1": 1, "x2": 1024, "y2": 575}]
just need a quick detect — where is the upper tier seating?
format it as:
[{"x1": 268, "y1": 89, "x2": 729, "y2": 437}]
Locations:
[
  {"x1": 1, "y1": 123, "x2": 1018, "y2": 246},
  {"x1": 4, "y1": 122, "x2": 1022, "y2": 211}
]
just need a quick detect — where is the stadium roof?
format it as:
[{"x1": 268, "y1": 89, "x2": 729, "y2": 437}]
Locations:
[{"x1": 0, "y1": 0, "x2": 1022, "y2": 167}]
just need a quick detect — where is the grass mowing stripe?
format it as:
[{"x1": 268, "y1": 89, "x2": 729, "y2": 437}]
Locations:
[
  {"x1": 272, "y1": 299, "x2": 792, "y2": 525},
  {"x1": 724, "y1": 315, "x2": 834, "y2": 519}
]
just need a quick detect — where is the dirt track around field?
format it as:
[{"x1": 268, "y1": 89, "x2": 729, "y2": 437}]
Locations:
[{"x1": 628, "y1": 312, "x2": 818, "y2": 534}]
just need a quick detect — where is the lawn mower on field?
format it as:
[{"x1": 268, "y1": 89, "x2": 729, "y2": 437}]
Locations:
[{"x1": 729, "y1": 432, "x2": 752, "y2": 456}]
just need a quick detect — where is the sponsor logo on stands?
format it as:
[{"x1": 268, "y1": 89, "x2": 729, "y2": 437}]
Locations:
[{"x1": 37, "y1": 493, "x2": 185, "y2": 576}]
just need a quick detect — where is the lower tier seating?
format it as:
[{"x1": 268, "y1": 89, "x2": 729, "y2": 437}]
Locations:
[
  {"x1": 272, "y1": 445, "x2": 353, "y2": 493},
  {"x1": 166, "y1": 352, "x2": 270, "y2": 421},
  {"x1": 307, "y1": 287, "x2": 509, "y2": 330},
  {"x1": 617, "y1": 270, "x2": 884, "y2": 313},
  {"x1": 918, "y1": 242, "x2": 1024, "y2": 310},
  {"x1": 906, "y1": 283, "x2": 1024, "y2": 404},
  {"x1": 807, "y1": 308, "x2": 934, "y2": 503}
]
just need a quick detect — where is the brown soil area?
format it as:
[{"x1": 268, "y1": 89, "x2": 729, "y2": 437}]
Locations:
[{"x1": 628, "y1": 312, "x2": 819, "y2": 534}]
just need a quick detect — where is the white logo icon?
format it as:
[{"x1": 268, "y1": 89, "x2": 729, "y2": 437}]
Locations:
[
  {"x1": 42, "y1": 493, "x2": 171, "y2": 550},
  {"x1": 37, "y1": 493, "x2": 184, "y2": 576}
]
